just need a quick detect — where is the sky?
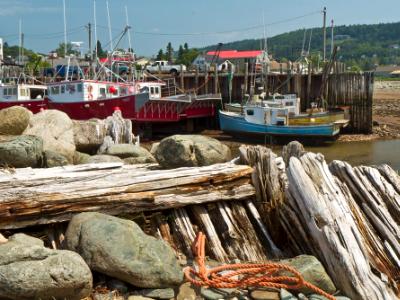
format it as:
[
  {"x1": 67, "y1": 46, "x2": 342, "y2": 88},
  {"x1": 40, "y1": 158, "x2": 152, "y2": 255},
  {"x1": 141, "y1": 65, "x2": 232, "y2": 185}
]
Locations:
[{"x1": 0, "y1": 0, "x2": 399, "y2": 57}]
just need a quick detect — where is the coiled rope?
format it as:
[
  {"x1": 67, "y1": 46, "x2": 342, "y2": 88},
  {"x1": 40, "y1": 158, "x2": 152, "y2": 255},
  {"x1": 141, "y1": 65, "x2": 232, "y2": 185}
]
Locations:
[{"x1": 184, "y1": 232, "x2": 336, "y2": 300}]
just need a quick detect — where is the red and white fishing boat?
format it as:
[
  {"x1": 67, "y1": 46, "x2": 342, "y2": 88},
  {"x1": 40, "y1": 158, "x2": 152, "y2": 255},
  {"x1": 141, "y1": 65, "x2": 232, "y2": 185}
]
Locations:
[{"x1": 0, "y1": 79, "x2": 47, "y2": 113}]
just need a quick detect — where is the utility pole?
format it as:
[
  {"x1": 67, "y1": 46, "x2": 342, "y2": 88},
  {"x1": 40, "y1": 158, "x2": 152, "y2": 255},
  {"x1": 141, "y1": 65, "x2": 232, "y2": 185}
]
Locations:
[
  {"x1": 87, "y1": 23, "x2": 92, "y2": 60},
  {"x1": 331, "y1": 19, "x2": 334, "y2": 55},
  {"x1": 322, "y1": 7, "x2": 327, "y2": 61}
]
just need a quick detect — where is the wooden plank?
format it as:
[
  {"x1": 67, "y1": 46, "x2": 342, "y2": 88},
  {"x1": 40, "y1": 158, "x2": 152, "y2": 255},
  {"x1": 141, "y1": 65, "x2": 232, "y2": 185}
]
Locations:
[{"x1": 0, "y1": 163, "x2": 255, "y2": 229}]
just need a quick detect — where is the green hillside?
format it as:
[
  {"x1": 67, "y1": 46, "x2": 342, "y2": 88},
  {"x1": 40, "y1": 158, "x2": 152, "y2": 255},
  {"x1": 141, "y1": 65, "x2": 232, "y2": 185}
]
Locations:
[{"x1": 202, "y1": 22, "x2": 400, "y2": 70}]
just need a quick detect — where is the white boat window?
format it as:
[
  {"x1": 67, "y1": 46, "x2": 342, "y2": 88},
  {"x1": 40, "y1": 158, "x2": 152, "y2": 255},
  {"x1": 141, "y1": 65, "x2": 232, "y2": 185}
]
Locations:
[
  {"x1": 246, "y1": 109, "x2": 254, "y2": 116},
  {"x1": 20, "y1": 88, "x2": 27, "y2": 97},
  {"x1": 77, "y1": 83, "x2": 83, "y2": 93},
  {"x1": 3, "y1": 89, "x2": 7, "y2": 96},
  {"x1": 99, "y1": 87, "x2": 106, "y2": 98},
  {"x1": 286, "y1": 101, "x2": 293, "y2": 106},
  {"x1": 66, "y1": 84, "x2": 75, "y2": 94},
  {"x1": 156, "y1": 87, "x2": 160, "y2": 94},
  {"x1": 150, "y1": 87, "x2": 155, "y2": 95},
  {"x1": 12, "y1": 88, "x2": 17, "y2": 95},
  {"x1": 51, "y1": 86, "x2": 60, "y2": 95},
  {"x1": 61, "y1": 85, "x2": 66, "y2": 94},
  {"x1": 120, "y1": 87, "x2": 128, "y2": 96}
]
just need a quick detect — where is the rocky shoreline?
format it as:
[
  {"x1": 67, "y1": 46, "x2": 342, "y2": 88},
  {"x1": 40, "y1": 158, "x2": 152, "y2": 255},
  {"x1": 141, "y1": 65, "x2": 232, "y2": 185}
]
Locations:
[{"x1": 0, "y1": 105, "x2": 398, "y2": 299}]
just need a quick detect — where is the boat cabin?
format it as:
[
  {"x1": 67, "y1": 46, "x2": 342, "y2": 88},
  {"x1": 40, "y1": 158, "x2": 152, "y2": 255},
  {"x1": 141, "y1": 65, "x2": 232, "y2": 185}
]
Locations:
[
  {"x1": 0, "y1": 83, "x2": 47, "y2": 102},
  {"x1": 263, "y1": 94, "x2": 300, "y2": 116},
  {"x1": 46, "y1": 80, "x2": 139, "y2": 103},
  {"x1": 46, "y1": 80, "x2": 165, "y2": 102},
  {"x1": 244, "y1": 105, "x2": 292, "y2": 126},
  {"x1": 136, "y1": 81, "x2": 165, "y2": 99}
]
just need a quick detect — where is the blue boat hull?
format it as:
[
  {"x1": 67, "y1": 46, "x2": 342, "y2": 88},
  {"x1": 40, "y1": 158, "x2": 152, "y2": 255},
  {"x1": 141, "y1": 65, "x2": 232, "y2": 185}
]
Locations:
[{"x1": 219, "y1": 110, "x2": 340, "y2": 138}]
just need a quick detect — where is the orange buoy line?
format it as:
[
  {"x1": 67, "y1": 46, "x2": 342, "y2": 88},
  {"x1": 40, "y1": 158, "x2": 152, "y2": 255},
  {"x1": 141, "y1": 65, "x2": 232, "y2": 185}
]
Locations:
[{"x1": 184, "y1": 232, "x2": 336, "y2": 300}]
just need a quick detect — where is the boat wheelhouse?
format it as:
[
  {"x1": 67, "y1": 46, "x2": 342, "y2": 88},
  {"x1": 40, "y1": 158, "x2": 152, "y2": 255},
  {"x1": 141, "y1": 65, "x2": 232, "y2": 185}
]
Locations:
[
  {"x1": 46, "y1": 79, "x2": 149, "y2": 120},
  {"x1": 0, "y1": 81, "x2": 47, "y2": 112}
]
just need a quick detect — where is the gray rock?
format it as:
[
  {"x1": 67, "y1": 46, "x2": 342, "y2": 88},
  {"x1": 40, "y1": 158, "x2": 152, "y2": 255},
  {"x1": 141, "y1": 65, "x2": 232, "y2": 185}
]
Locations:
[
  {"x1": 65, "y1": 212, "x2": 183, "y2": 288},
  {"x1": 73, "y1": 151, "x2": 91, "y2": 165},
  {"x1": 308, "y1": 295, "x2": 350, "y2": 300},
  {"x1": 0, "y1": 106, "x2": 31, "y2": 135},
  {"x1": 297, "y1": 294, "x2": 308, "y2": 300},
  {"x1": 155, "y1": 135, "x2": 231, "y2": 168},
  {"x1": 279, "y1": 255, "x2": 336, "y2": 295},
  {"x1": 138, "y1": 288, "x2": 175, "y2": 299},
  {"x1": 24, "y1": 109, "x2": 76, "y2": 163},
  {"x1": 200, "y1": 287, "x2": 237, "y2": 300},
  {"x1": 177, "y1": 282, "x2": 197, "y2": 300},
  {"x1": 0, "y1": 135, "x2": 43, "y2": 168},
  {"x1": 250, "y1": 289, "x2": 280, "y2": 300},
  {"x1": 280, "y1": 289, "x2": 298, "y2": 300},
  {"x1": 87, "y1": 154, "x2": 124, "y2": 164},
  {"x1": 44, "y1": 150, "x2": 69, "y2": 167},
  {"x1": 104, "y1": 144, "x2": 156, "y2": 162},
  {"x1": 108, "y1": 278, "x2": 129, "y2": 294},
  {"x1": 0, "y1": 233, "x2": 92, "y2": 300},
  {"x1": 128, "y1": 296, "x2": 153, "y2": 300},
  {"x1": 150, "y1": 142, "x2": 159, "y2": 156},
  {"x1": 73, "y1": 119, "x2": 107, "y2": 152},
  {"x1": 124, "y1": 157, "x2": 156, "y2": 165}
]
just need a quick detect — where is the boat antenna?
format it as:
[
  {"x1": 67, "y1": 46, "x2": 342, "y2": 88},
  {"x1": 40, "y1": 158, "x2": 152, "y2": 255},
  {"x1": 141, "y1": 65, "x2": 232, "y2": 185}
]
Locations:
[
  {"x1": 93, "y1": 0, "x2": 98, "y2": 61},
  {"x1": 125, "y1": 6, "x2": 133, "y2": 54},
  {"x1": 63, "y1": 0, "x2": 67, "y2": 57},
  {"x1": 262, "y1": 11, "x2": 268, "y2": 53},
  {"x1": 307, "y1": 28, "x2": 313, "y2": 55},
  {"x1": 301, "y1": 28, "x2": 307, "y2": 56},
  {"x1": 18, "y1": 19, "x2": 22, "y2": 66},
  {"x1": 106, "y1": 0, "x2": 113, "y2": 52}
]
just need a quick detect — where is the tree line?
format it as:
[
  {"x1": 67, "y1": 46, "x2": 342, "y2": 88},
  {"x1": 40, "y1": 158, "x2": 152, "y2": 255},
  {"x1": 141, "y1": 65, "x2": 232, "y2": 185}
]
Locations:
[{"x1": 156, "y1": 42, "x2": 199, "y2": 66}]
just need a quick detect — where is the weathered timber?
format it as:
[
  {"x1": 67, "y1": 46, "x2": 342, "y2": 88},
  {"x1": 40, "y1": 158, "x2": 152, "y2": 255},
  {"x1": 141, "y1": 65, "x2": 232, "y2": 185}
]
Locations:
[
  {"x1": 0, "y1": 162, "x2": 255, "y2": 229},
  {"x1": 286, "y1": 153, "x2": 396, "y2": 300},
  {"x1": 238, "y1": 145, "x2": 284, "y2": 258}
]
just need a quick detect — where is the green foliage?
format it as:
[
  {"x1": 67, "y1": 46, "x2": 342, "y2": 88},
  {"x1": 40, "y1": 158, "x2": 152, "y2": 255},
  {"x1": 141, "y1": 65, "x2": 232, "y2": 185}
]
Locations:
[
  {"x1": 25, "y1": 53, "x2": 51, "y2": 75},
  {"x1": 166, "y1": 42, "x2": 174, "y2": 63},
  {"x1": 55, "y1": 42, "x2": 79, "y2": 57},
  {"x1": 3, "y1": 43, "x2": 35, "y2": 59},
  {"x1": 95, "y1": 40, "x2": 107, "y2": 58},
  {"x1": 156, "y1": 49, "x2": 166, "y2": 60},
  {"x1": 201, "y1": 22, "x2": 400, "y2": 71},
  {"x1": 175, "y1": 43, "x2": 199, "y2": 66}
]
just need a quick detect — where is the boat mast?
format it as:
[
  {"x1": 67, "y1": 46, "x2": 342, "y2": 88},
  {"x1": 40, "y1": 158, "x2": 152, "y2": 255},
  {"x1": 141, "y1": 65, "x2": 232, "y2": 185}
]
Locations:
[
  {"x1": 331, "y1": 19, "x2": 334, "y2": 55},
  {"x1": 125, "y1": 5, "x2": 134, "y2": 83},
  {"x1": 63, "y1": 0, "x2": 67, "y2": 57},
  {"x1": 106, "y1": 0, "x2": 113, "y2": 52},
  {"x1": 93, "y1": 0, "x2": 98, "y2": 79}
]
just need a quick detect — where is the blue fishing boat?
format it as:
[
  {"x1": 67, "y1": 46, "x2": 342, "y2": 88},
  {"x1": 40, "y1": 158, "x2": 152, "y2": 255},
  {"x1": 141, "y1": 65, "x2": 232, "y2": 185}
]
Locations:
[{"x1": 219, "y1": 104, "x2": 347, "y2": 138}]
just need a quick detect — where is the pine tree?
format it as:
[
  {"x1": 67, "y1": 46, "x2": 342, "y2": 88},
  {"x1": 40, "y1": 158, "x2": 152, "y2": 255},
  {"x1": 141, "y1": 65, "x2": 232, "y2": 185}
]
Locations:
[
  {"x1": 178, "y1": 45, "x2": 184, "y2": 61},
  {"x1": 166, "y1": 42, "x2": 174, "y2": 63},
  {"x1": 156, "y1": 49, "x2": 164, "y2": 60},
  {"x1": 184, "y1": 42, "x2": 189, "y2": 52}
]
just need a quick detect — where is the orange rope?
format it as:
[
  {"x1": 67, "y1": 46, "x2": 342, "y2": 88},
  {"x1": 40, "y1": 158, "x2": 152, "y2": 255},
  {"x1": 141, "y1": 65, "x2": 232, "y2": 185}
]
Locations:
[{"x1": 184, "y1": 232, "x2": 336, "y2": 300}]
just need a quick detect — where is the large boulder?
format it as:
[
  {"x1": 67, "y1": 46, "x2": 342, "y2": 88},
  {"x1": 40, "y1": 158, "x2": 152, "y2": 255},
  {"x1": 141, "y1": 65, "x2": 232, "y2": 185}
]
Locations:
[
  {"x1": 0, "y1": 106, "x2": 31, "y2": 135},
  {"x1": 24, "y1": 110, "x2": 76, "y2": 163},
  {"x1": 87, "y1": 154, "x2": 123, "y2": 164},
  {"x1": 0, "y1": 135, "x2": 43, "y2": 168},
  {"x1": 65, "y1": 212, "x2": 183, "y2": 288},
  {"x1": 104, "y1": 144, "x2": 156, "y2": 162},
  {"x1": 0, "y1": 233, "x2": 92, "y2": 300},
  {"x1": 73, "y1": 119, "x2": 107, "y2": 153},
  {"x1": 279, "y1": 255, "x2": 336, "y2": 295},
  {"x1": 154, "y1": 135, "x2": 231, "y2": 168},
  {"x1": 44, "y1": 150, "x2": 69, "y2": 167}
]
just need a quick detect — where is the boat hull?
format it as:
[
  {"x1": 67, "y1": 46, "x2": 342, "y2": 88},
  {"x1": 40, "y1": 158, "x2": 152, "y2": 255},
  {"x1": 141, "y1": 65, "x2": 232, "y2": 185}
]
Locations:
[
  {"x1": 0, "y1": 99, "x2": 48, "y2": 113},
  {"x1": 47, "y1": 93, "x2": 148, "y2": 120},
  {"x1": 219, "y1": 110, "x2": 341, "y2": 138}
]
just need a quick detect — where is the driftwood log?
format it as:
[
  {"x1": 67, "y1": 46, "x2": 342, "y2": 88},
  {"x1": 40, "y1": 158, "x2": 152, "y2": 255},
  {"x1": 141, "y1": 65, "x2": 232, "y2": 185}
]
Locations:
[
  {"x1": 0, "y1": 162, "x2": 254, "y2": 230},
  {"x1": 285, "y1": 152, "x2": 397, "y2": 300}
]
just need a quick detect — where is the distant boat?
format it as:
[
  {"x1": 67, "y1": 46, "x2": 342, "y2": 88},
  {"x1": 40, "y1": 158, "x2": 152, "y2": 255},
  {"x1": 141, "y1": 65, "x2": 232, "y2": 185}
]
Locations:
[
  {"x1": 219, "y1": 95, "x2": 349, "y2": 139},
  {"x1": 224, "y1": 94, "x2": 348, "y2": 126},
  {"x1": 0, "y1": 78, "x2": 47, "y2": 113}
]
